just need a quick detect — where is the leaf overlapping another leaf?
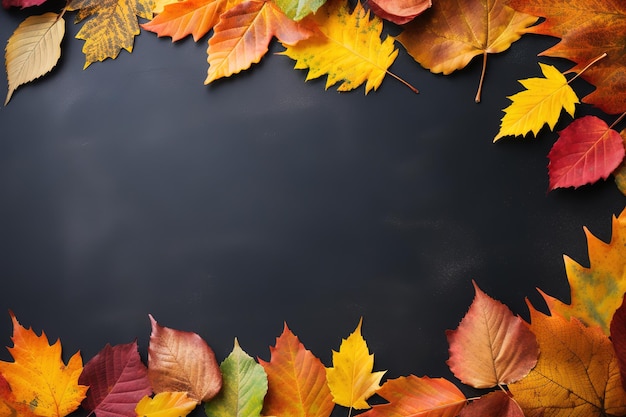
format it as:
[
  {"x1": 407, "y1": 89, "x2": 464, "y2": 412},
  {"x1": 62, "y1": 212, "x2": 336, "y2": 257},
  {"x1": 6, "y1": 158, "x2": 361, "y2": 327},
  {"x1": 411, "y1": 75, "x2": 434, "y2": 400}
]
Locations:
[
  {"x1": 280, "y1": 0, "x2": 400, "y2": 94},
  {"x1": 135, "y1": 391, "x2": 198, "y2": 417}
]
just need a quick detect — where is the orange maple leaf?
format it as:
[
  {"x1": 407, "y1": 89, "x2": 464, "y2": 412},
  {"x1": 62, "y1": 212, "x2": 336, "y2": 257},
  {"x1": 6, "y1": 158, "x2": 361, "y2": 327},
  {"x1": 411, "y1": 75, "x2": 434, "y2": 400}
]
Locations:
[
  {"x1": 509, "y1": 302, "x2": 626, "y2": 417},
  {"x1": 141, "y1": 0, "x2": 240, "y2": 41},
  {"x1": 0, "y1": 312, "x2": 88, "y2": 417},
  {"x1": 205, "y1": 0, "x2": 314, "y2": 84},
  {"x1": 259, "y1": 324, "x2": 334, "y2": 417},
  {"x1": 397, "y1": 0, "x2": 537, "y2": 102},
  {"x1": 508, "y1": 0, "x2": 626, "y2": 114}
]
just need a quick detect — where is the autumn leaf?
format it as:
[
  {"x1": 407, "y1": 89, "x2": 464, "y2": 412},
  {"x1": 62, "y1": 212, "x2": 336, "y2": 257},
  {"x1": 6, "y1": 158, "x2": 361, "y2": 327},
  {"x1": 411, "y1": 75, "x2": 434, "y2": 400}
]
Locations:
[
  {"x1": 508, "y1": 302, "x2": 626, "y2": 417},
  {"x1": 152, "y1": 0, "x2": 182, "y2": 13},
  {"x1": 68, "y1": 0, "x2": 154, "y2": 68},
  {"x1": 0, "y1": 311, "x2": 88, "y2": 417},
  {"x1": 615, "y1": 129, "x2": 626, "y2": 196},
  {"x1": 135, "y1": 392, "x2": 197, "y2": 417},
  {"x1": 259, "y1": 324, "x2": 334, "y2": 417},
  {"x1": 508, "y1": 0, "x2": 626, "y2": 115},
  {"x1": 273, "y1": 0, "x2": 324, "y2": 21},
  {"x1": 326, "y1": 318, "x2": 386, "y2": 410},
  {"x1": 204, "y1": 339, "x2": 267, "y2": 417},
  {"x1": 539, "y1": 208, "x2": 626, "y2": 334},
  {"x1": 493, "y1": 63, "x2": 579, "y2": 141},
  {"x1": 0, "y1": 373, "x2": 38, "y2": 417},
  {"x1": 446, "y1": 281, "x2": 538, "y2": 389},
  {"x1": 367, "y1": 0, "x2": 430, "y2": 25},
  {"x1": 147, "y1": 314, "x2": 222, "y2": 403},
  {"x1": 4, "y1": 13, "x2": 64, "y2": 105},
  {"x1": 142, "y1": 0, "x2": 238, "y2": 41},
  {"x1": 610, "y1": 294, "x2": 626, "y2": 391},
  {"x1": 2, "y1": 0, "x2": 47, "y2": 10},
  {"x1": 547, "y1": 115, "x2": 626, "y2": 190},
  {"x1": 358, "y1": 375, "x2": 466, "y2": 417},
  {"x1": 205, "y1": 0, "x2": 313, "y2": 84},
  {"x1": 397, "y1": 0, "x2": 537, "y2": 102},
  {"x1": 280, "y1": 0, "x2": 406, "y2": 94},
  {"x1": 459, "y1": 391, "x2": 524, "y2": 417},
  {"x1": 78, "y1": 341, "x2": 152, "y2": 417}
]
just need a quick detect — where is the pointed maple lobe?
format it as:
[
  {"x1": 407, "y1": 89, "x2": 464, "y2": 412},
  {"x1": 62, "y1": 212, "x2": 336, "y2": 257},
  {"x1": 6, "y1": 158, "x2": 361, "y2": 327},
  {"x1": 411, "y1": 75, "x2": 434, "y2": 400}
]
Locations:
[
  {"x1": 148, "y1": 315, "x2": 222, "y2": 402},
  {"x1": 446, "y1": 281, "x2": 539, "y2": 389},
  {"x1": 326, "y1": 318, "x2": 386, "y2": 409},
  {"x1": 259, "y1": 324, "x2": 333, "y2": 417},
  {"x1": 509, "y1": 302, "x2": 626, "y2": 417},
  {"x1": 358, "y1": 375, "x2": 466, "y2": 417},
  {"x1": 0, "y1": 311, "x2": 88, "y2": 417},
  {"x1": 205, "y1": 0, "x2": 314, "y2": 84},
  {"x1": 79, "y1": 341, "x2": 152, "y2": 417},
  {"x1": 539, "y1": 208, "x2": 626, "y2": 334}
]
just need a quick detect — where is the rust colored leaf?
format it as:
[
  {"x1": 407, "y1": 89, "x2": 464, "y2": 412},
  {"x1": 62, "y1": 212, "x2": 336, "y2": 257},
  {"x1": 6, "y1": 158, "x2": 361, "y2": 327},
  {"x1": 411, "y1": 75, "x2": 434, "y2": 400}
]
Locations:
[
  {"x1": 446, "y1": 281, "x2": 539, "y2": 389},
  {"x1": 259, "y1": 324, "x2": 334, "y2": 417},
  {"x1": 539, "y1": 208, "x2": 626, "y2": 334},
  {"x1": 147, "y1": 315, "x2": 222, "y2": 402},
  {"x1": 367, "y1": 0, "x2": 430, "y2": 25},
  {"x1": 459, "y1": 391, "x2": 524, "y2": 417},
  {"x1": 358, "y1": 375, "x2": 466, "y2": 417},
  {"x1": 142, "y1": 0, "x2": 239, "y2": 41},
  {"x1": 0, "y1": 373, "x2": 38, "y2": 417},
  {"x1": 397, "y1": 0, "x2": 537, "y2": 101},
  {"x1": 615, "y1": 129, "x2": 626, "y2": 195},
  {"x1": 548, "y1": 115, "x2": 626, "y2": 190},
  {"x1": 79, "y1": 341, "x2": 152, "y2": 417},
  {"x1": 0, "y1": 312, "x2": 88, "y2": 417},
  {"x1": 610, "y1": 294, "x2": 626, "y2": 391},
  {"x1": 509, "y1": 302, "x2": 626, "y2": 417},
  {"x1": 508, "y1": 0, "x2": 626, "y2": 114},
  {"x1": 205, "y1": 0, "x2": 314, "y2": 84}
]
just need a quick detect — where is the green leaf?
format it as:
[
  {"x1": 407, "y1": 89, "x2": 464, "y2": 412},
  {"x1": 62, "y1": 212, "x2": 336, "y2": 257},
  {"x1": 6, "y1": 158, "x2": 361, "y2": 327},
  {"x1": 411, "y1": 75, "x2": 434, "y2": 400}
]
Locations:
[
  {"x1": 273, "y1": 0, "x2": 325, "y2": 20},
  {"x1": 204, "y1": 339, "x2": 268, "y2": 417}
]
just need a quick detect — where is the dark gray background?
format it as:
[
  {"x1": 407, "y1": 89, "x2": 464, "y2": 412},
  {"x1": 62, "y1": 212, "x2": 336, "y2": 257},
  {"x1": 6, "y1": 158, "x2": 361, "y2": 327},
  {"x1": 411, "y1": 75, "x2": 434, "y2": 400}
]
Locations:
[{"x1": 0, "y1": 5, "x2": 625, "y2": 416}]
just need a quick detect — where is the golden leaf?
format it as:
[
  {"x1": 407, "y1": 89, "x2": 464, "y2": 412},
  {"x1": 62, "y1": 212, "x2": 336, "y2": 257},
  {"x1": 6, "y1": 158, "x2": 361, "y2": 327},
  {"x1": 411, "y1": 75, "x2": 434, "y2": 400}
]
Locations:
[
  {"x1": 135, "y1": 392, "x2": 198, "y2": 417},
  {"x1": 4, "y1": 13, "x2": 64, "y2": 105}
]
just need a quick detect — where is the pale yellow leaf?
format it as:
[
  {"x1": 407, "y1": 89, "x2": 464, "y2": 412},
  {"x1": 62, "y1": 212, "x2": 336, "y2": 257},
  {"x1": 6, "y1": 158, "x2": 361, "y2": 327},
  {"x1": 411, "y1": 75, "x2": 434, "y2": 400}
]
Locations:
[{"x1": 4, "y1": 13, "x2": 65, "y2": 105}]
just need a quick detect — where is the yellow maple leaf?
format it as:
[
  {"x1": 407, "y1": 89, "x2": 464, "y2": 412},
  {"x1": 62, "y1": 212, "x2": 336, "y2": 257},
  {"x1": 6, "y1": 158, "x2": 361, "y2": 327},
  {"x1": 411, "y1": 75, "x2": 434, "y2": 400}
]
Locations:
[
  {"x1": 0, "y1": 312, "x2": 88, "y2": 417},
  {"x1": 509, "y1": 303, "x2": 626, "y2": 417},
  {"x1": 4, "y1": 13, "x2": 65, "y2": 105},
  {"x1": 280, "y1": 0, "x2": 398, "y2": 94},
  {"x1": 68, "y1": 0, "x2": 154, "y2": 68},
  {"x1": 539, "y1": 208, "x2": 626, "y2": 335},
  {"x1": 135, "y1": 392, "x2": 198, "y2": 417},
  {"x1": 493, "y1": 63, "x2": 579, "y2": 142},
  {"x1": 326, "y1": 319, "x2": 386, "y2": 410}
]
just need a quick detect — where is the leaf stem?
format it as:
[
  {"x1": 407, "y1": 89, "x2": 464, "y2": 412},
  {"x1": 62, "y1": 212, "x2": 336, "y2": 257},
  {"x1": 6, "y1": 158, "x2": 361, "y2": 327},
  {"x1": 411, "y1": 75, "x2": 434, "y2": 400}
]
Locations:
[
  {"x1": 386, "y1": 70, "x2": 418, "y2": 94},
  {"x1": 567, "y1": 52, "x2": 607, "y2": 84},
  {"x1": 475, "y1": 51, "x2": 488, "y2": 103},
  {"x1": 609, "y1": 111, "x2": 626, "y2": 130}
]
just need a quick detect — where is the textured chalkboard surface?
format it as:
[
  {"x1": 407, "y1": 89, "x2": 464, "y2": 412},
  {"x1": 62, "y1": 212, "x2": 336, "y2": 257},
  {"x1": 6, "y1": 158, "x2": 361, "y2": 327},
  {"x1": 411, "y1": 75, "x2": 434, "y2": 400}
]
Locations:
[{"x1": 0, "y1": 6, "x2": 624, "y2": 416}]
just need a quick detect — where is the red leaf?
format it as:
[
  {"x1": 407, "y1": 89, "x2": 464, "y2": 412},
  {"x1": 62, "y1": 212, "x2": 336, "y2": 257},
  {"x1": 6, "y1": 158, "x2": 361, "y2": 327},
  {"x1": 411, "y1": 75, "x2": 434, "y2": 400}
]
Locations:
[
  {"x1": 459, "y1": 391, "x2": 524, "y2": 417},
  {"x1": 367, "y1": 0, "x2": 431, "y2": 25},
  {"x1": 446, "y1": 281, "x2": 539, "y2": 389},
  {"x1": 79, "y1": 341, "x2": 152, "y2": 417},
  {"x1": 610, "y1": 293, "x2": 626, "y2": 391},
  {"x1": 548, "y1": 115, "x2": 626, "y2": 190},
  {"x1": 2, "y1": 0, "x2": 47, "y2": 9}
]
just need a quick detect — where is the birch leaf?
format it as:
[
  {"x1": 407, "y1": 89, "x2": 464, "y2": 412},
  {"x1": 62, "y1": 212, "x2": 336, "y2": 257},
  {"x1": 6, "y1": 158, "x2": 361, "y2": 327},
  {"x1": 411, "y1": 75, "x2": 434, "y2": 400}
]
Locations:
[
  {"x1": 4, "y1": 13, "x2": 64, "y2": 105},
  {"x1": 326, "y1": 318, "x2": 386, "y2": 410},
  {"x1": 494, "y1": 63, "x2": 579, "y2": 141}
]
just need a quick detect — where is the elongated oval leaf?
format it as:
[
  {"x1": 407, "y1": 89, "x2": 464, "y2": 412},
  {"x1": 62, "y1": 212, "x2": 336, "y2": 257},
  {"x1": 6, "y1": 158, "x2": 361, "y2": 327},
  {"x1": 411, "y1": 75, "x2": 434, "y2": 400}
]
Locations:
[
  {"x1": 79, "y1": 341, "x2": 153, "y2": 417},
  {"x1": 446, "y1": 281, "x2": 539, "y2": 389},
  {"x1": 4, "y1": 13, "x2": 64, "y2": 105},
  {"x1": 147, "y1": 315, "x2": 222, "y2": 402},
  {"x1": 548, "y1": 115, "x2": 626, "y2": 190},
  {"x1": 204, "y1": 339, "x2": 268, "y2": 417}
]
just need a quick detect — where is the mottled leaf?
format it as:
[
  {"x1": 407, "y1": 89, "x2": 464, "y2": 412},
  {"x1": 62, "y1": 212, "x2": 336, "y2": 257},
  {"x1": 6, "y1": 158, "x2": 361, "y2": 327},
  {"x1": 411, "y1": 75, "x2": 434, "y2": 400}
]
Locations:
[
  {"x1": 610, "y1": 294, "x2": 626, "y2": 391},
  {"x1": 273, "y1": 0, "x2": 324, "y2": 20},
  {"x1": 0, "y1": 373, "x2": 38, "y2": 417}
]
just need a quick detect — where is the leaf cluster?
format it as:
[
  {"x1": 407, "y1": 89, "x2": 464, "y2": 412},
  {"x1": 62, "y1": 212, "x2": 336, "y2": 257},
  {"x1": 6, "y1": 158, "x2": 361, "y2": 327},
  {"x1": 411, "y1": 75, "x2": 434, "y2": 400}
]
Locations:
[{"x1": 1, "y1": 207, "x2": 626, "y2": 417}]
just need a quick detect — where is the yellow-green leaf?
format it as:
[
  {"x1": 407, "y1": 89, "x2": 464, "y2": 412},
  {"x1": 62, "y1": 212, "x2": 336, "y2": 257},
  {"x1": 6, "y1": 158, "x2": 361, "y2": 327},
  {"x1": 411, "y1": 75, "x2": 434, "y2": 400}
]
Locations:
[
  {"x1": 135, "y1": 392, "x2": 198, "y2": 417},
  {"x1": 493, "y1": 63, "x2": 579, "y2": 142},
  {"x1": 326, "y1": 319, "x2": 386, "y2": 410},
  {"x1": 4, "y1": 13, "x2": 65, "y2": 105},
  {"x1": 68, "y1": 0, "x2": 154, "y2": 68},
  {"x1": 280, "y1": 0, "x2": 398, "y2": 94}
]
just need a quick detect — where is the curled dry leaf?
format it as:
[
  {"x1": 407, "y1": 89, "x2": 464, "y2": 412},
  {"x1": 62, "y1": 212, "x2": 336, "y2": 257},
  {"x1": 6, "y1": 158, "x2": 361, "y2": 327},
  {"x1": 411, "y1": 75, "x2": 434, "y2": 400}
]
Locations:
[
  {"x1": 148, "y1": 314, "x2": 222, "y2": 402},
  {"x1": 446, "y1": 281, "x2": 539, "y2": 389},
  {"x1": 367, "y1": 0, "x2": 430, "y2": 25},
  {"x1": 4, "y1": 13, "x2": 65, "y2": 105}
]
